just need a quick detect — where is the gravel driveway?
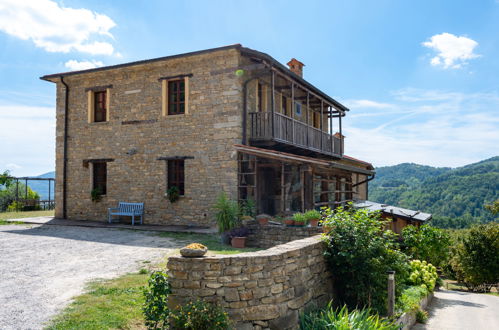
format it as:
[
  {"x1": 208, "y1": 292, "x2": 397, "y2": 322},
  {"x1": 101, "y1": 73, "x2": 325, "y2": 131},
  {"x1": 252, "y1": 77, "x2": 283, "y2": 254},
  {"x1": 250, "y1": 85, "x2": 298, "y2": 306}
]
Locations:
[
  {"x1": 413, "y1": 289, "x2": 499, "y2": 329},
  {"x1": 0, "y1": 224, "x2": 183, "y2": 330}
]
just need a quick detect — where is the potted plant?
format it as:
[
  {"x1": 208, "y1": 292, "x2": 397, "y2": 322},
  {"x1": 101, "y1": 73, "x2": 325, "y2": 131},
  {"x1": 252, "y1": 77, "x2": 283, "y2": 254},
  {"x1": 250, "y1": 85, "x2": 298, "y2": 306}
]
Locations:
[
  {"x1": 214, "y1": 193, "x2": 240, "y2": 235},
  {"x1": 292, "y1": 212, "x2": 307, "y2": 227},
  {"x1": 91, "y1": 187, "x2": 103, "y2": 202},
  {"x1": 304, "y1": 209, "x2": 321, "y2": 227},
  {"x1": 166, "y1": 185, "x2": 180, "y2": 203},
  {"x1": 283, "y1": 216, "x2": 294, "y2": 227},
  {"x1": 229, "y1": 227, "x2": 250, "y2": 248},
  {"x1": 256, "y1": 214, "x2": 270, "y2": 226}
]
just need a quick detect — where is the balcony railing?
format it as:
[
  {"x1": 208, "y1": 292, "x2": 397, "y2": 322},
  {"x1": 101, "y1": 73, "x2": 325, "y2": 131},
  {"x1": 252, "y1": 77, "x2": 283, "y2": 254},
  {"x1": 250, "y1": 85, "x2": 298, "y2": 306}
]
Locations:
[{"x1": 249, "y1": 112, "x2": 342, "y2": 157}]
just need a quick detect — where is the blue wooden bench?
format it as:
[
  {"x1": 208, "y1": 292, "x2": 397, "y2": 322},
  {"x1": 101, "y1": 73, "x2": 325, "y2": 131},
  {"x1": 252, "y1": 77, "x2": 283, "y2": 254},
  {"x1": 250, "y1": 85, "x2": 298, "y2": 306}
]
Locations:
[{"x1": 108, "y1": 202, "x2": 144, "y2": 226}]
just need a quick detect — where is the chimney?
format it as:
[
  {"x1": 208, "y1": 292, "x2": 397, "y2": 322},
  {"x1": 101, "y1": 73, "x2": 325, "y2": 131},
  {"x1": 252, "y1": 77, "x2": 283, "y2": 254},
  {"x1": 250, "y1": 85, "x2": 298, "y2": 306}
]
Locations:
[{"x1": 287, "y1": 58, "x2": 305, "y2": 77}]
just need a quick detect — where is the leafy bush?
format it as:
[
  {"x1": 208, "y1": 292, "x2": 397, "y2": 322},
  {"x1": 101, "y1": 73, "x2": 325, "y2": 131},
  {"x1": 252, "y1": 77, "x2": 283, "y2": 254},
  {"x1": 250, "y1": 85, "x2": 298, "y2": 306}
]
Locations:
[
  {"x1": 416, "y1": 308, "x2": 429, "y2": 323},
  {"x1": 142, "y1": 271, "x2": 171, "y2": 330},
  {"x1": 170, "y1": 299, "x2": 230, "y2": 330},
  {"x1": 321, "y1": 205, "x2": 410, "y2": 314},
  {"x1": 303, "y1": 209, "x2": 321, "y2": 221},
  {"x1": 396, "y1": 285, "x2": 428, "y2": 314},
  {"x1": 292, "y1": 212, "x2": 307, "y2": 224},
  {"x1": 240, "y1": 198, "x2": 256, "y2": 217},
  {"x1": 300, "y1": 303, "x2": 399, "y2": 330},
  {"x1": 167, "y1": 185, "x2": 180, "y2": 203},
  {"x1": 213, "y1": 193, "x2": 240, "y2": 234},
  {"x1": 407, "y1": 260, "x2": 438, "y2": 292},
  {"x1": 228, "y1": 226, "x2": 250, "y2": 238},
  {"x1": 450, "y1": 222, "x2": 499, "y2": 292},
  {"x1": 401, "y1": 225, "x2": 451, "y2": 268},
  {"x1": 91, "y1": 187, "x2": 103, "y2": 202}
]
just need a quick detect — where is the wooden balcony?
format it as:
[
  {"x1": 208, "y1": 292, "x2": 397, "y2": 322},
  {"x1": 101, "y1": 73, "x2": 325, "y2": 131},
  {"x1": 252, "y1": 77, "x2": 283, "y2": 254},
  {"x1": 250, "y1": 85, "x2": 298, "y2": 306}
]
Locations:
[{"x1": 249, "y1": 112, "x2": 342, "y2": 158}]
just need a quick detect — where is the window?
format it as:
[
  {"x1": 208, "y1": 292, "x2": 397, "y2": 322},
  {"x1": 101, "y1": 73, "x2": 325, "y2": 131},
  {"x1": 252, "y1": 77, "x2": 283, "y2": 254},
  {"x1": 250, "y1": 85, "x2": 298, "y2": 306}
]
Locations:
[
  {"x1": 94, "y1": 91, "x2": 107, "y2": 122},
  {"x1": 294, "y1": 101, "x2": 302, "y2": 117},
  {"x1": 281, "y1": 95, "x2": 288, "y2": 116},
  {"x1": 93, "y1": 162, "x2": 107, "y2": 195},
  {"x1": 168, "y1": 160, "x2": 185, "y2": 195},
  {"x1": 168, "y1": 79, "x2": 185, "y2": 115},
  {"x1": 87, "y1": 86, "x2": 111, "y2": 123}
]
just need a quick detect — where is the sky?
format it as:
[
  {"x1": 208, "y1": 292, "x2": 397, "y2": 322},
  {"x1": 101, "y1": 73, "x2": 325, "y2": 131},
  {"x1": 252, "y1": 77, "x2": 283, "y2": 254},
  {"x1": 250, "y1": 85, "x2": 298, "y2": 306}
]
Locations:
[{"x1": 0, "y1": 0, "x2": 498, "y2": 176}]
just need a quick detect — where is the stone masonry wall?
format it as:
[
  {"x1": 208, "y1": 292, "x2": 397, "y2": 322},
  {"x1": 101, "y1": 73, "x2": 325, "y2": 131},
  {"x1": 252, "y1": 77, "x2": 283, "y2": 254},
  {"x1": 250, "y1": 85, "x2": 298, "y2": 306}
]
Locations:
[
  {"x1": 53, "y1": 48, "x2": 244, "y2": 226},
  {"x1": 167, "y1": 236, "x2": 333, "y2": 330},
  {"x1": 245, "y1": 221, "x2": 323, "y2": 249}
]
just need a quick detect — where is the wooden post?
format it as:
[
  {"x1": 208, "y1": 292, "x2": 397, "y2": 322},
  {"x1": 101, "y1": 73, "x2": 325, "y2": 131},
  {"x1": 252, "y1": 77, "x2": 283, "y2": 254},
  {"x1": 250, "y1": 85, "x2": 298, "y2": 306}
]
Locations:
[
  {"x1": 320, "y1": 100, "x2": 323, "y2": 152},
  {"x1": 339, "y1": 113, "x2": 343, "y2": 155},
  {"x1": 271, "y1": 71, "x2": 275, "y2": 137},
  {"x1": 291, "y1": 83, "x2": 295, "y2": 143},
  {"x1": 329, "y1": 106, "x2": 333, "y2": 154},
  {"x1": 387, "y1": 271, "x2": 395, "y2": 317},
  {"x1": 306, "y1": 92, "x2": 310, "y2": 147}
]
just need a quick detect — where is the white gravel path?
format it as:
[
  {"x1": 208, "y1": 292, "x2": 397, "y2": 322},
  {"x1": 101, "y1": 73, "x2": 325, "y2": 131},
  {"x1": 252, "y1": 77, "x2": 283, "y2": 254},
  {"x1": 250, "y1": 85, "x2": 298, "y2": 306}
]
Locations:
[
  {"x1": 0, "y1": 224, "x2": 183, "y2": 330},
  {"x1": 413, "y1": 289, "x2": 499, "y2": 330}
]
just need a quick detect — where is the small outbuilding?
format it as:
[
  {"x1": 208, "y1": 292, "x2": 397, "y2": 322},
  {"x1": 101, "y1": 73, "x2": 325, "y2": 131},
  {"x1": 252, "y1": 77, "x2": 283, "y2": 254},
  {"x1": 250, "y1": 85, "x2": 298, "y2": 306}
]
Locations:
[{"x1": 353, "y1": 200, "x2": 432, "y2": 234}]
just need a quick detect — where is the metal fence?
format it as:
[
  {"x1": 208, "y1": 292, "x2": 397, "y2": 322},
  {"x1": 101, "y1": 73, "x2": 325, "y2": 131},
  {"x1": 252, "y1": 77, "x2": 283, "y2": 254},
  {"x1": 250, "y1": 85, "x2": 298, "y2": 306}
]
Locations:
[{"x1": 6, "y1": 176, "x2": 55, "y2": 211}]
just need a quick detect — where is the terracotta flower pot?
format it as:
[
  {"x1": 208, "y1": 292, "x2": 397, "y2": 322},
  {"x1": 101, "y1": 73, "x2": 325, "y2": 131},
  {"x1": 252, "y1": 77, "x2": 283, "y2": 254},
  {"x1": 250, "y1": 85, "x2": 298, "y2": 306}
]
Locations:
[
  {"x1": 294, "y1": 222, "x2": 305, "y2": 227},
  {"x1": 257, "y1": 217, "x2": 269, "y2": 226},
  {"x1": 309, "y1": 219, "x2": 319, "y2": 227},
  {"x1": 231, "y1": 237, "x2": 246, "y2": 248},
  {"x1": 284, "y1": 219, "x2": 294, "y2": 226}
]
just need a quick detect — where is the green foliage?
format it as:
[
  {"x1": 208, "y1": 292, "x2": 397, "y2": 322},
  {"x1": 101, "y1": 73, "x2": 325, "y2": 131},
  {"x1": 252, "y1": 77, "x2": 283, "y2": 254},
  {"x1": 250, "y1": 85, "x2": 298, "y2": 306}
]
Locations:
[
  {"x1": 213, "y1": 193, "x2": 240, "y2": 234},
  {"x1": 240, "y1": 198, "x2": 256, "y2": 217},
  {"x1": 0, "y1": 170, "x2": 13, "y2": 187},
  {"x1": 167, "y1": 185, "x2": 180, "y2": 203},
  {"x1": 0, "y1": 182, "x2": 40, "y2": 211},
  {"x1": 415, "y1": 308, "x2": 429, "y2": 323},
  {"x1": 292, "y1": 212, "x2": 307, "y2": 224},
  {"x1": 142, "y1": 271, "x2": 172, "y2": 329},
  {"x1": 396, "y1": 285, "x2": 428, "y2": 315},
  {"x1": 321, "y1": 205, "x2": 410, "y2": 314},
  {"x1": 170, "y1": 300, "x2": 230, "y2": 330},
  {"x1": 401, "y1": 225, "x2": 451, "y2": 268},
  {"x1": 369, "y1": 157, "x2": 499, "y2": 228},
  {"x1": 408, "y1": 260, "x2": 438, "y2": 292},
  {"x1": 485, "y1": 199, "x2": 499, "y2": 215},
  {"x1": 300, "y1": 303, "x2": 399, "y2": 330},
  {"x1": 90, "y1": 187, "x2": 103, "y2": 202},
  {"x1": 449, "y1": 222, "x2": 499, "y2": 292},
  {"x1": 303, "y1": 209, "x2": 321, "y2": 221}
]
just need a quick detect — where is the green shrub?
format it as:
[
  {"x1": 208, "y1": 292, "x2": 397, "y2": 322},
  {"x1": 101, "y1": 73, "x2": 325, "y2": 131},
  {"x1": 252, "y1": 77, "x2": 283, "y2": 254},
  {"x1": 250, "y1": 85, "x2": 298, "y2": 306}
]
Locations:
[
  {"x1": 408, "y1": 260, "x2": 438, "y2": 292},
  {"x1": 416, "y1": 308, "x2": 429, "y2": 323},
  {"x1": 450, "y1": 222, "x2": 499, "y2": 292},
  {"x1": 303, "y1": 209, "x2": 321, "y2": 221},
  {"x1": 91, "y1": 187, "x2": 103, "y2": 202},
  {"x1": 170, "y1": 299, "x2": 230, "y2": 330},
  {"x1": 292, "y1": 212, "x2": 307, "y2": 224},
  {"x1": 240, "y1": 198, "x2": 256, "y2": 217},
  {"x1": 142, "y1": 271, "x2": 171, "y2": 329},
  {"x1": 300, "y1": 303, "x2": 399, "y2": 330},
  {"x1": 401, "y1": 225, "x2": 451, "y2": 268},
  {"x1": 321, "y1": 205, "x2": 410, "y2": 314},
  {"x1": 213, "y1": 193, "x2": 240, "y2": 234},
  {"x1": 396, "y1": 285, "x2": 428, "y2": 314},
  {"x1": 167, "y1": 185, "x2": 180, "y2": 203}
]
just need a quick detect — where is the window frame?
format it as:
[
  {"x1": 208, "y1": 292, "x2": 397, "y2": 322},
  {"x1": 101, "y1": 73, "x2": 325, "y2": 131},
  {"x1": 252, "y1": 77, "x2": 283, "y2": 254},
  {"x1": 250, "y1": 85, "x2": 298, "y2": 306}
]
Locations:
[
  {"x1": 161, "y1": 76, "x2": 189, "y2": 116},
  {"x1": 87, "y1": 87, "x2": 111, "y2": 123},
  {"x1": 92, "y1": 162, "x2": 107, "y2": 195},
  {"x1": 167, "y1": 159, "x2": 185, "y2": 196}
]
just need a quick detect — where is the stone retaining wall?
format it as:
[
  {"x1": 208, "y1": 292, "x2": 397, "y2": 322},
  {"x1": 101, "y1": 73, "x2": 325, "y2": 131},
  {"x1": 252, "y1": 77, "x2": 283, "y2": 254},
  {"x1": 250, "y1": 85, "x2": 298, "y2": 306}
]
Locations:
[
  {"x1": 167, "y1": 235, "x2": 333, "y2": 329},
  {"x1": 245, "y1": 221, "x2": 323, "y2": 249}
]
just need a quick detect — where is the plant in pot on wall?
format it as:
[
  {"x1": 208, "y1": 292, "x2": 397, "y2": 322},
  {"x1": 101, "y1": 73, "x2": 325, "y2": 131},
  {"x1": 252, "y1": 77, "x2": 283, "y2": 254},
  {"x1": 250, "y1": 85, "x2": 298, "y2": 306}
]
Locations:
[
  {"x1": 256, "y1": 214, "x2": 270, "y2": 226},
  {"x1": 229, "y1": 226, "x2": 250, "y2": 248},
  {"x1": 166, "y1": 185, "x2": 180, "y2": 203},
  {"x1": 91, "y1": 187, "x2": 103, "y2": 203},
  {"x1": 292, "y1": 212, "x2": 307, "y2": 227},
  {"x1": 214, "y1": 193, "x2": 240, "y2": 244},
  {"x1": 304, "y1": 209, "x2": 321, "y2": 227}
]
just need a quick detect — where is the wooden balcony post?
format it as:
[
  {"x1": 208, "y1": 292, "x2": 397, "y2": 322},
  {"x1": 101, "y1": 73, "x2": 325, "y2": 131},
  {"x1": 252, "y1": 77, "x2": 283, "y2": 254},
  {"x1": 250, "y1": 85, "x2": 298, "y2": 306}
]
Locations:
[
  {"x1": 291, "y1": 82, "x2": 295, "y2": 144},
  {"x1": 329, "y1": 106, "x2": 333, "y2": 154},
  {"x1": 339, "y1": 113, "x2": 343, "y2": 155},
  {"x1": 306, "y1": 92, "x2": 310, "y2": 148},
  {"x1": 320, "y1": 100, "x2": 323, "y2": 152},
  {"x1": 271, "y1": 71, "x2": 275, "y2": 137}
]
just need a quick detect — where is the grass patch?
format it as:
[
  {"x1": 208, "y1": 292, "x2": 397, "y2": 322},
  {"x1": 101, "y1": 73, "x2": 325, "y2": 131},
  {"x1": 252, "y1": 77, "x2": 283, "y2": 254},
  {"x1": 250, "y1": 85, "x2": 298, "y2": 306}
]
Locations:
[
  {"x1": 158, "y1": 231, "x2": 262, "y2": 255},
  {"x1": 47, "y1": 272, "x2": 149, "y2": 330},
  {"x1": 0, "y1": 210, "x2": 54, "y2": 223}
]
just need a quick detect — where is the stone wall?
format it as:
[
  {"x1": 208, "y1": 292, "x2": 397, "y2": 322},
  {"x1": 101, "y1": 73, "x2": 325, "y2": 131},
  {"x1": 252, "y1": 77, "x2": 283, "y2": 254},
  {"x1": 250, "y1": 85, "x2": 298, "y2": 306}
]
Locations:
[
  {"x1": 167, "y1": 236, "x2": 333, "y2": 330},
  {"x1": 245, "y1": 221, "x2": 323, "y2": 249}
]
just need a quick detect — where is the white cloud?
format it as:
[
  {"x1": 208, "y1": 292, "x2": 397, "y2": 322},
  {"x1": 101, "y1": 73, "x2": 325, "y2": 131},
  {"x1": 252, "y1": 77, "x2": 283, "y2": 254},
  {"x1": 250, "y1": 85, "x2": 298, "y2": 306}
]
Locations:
[
  {"x1": 0, "y1": 0, "x2": 116, "y2": 55},
  {"x1": 344, "y1": 89, "x2": 499, "y2": 167},
  {"x1": 0, "y1": 103, "x2": 55, "y2": 176},
  {"x1": 64, "y1": 59, "x2": 104, "y2": 71},
  {"x1": 345, "y1": 99, "x2": 394, "y2": 109},
  {"x1": 422, "y1": 33, "x2": 479, "y2": 69}
]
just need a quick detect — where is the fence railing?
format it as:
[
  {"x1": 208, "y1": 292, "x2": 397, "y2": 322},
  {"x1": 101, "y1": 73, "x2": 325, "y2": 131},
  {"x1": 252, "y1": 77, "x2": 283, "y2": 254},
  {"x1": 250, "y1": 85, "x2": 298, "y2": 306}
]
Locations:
[{"x1": 249, "y1": 112, "x2": 342, "y2": 156}]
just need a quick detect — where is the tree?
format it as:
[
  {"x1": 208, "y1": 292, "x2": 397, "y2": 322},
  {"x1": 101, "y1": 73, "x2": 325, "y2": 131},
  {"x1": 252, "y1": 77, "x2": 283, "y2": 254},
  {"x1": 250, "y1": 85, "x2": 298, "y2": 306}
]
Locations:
[
  {"x1": 485, "y1": 200, "x2": 499, "y2": 215},
  {"x1": 321, "y1": 205, "x2": 409, "y2": 314},
  {"x1": 450, "y1": 222, "x2": 499, "y2": 292},
  {"x1": 401, "y1": 225, "x2": 451, "y2": 268}
]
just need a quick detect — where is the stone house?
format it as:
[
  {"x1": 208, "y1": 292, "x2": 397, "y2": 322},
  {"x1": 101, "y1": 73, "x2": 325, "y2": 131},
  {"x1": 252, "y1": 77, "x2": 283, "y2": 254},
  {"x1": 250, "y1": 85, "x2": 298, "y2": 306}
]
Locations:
[{"x1": 41, "y1": 44, "x2": 374, "y2": 226}]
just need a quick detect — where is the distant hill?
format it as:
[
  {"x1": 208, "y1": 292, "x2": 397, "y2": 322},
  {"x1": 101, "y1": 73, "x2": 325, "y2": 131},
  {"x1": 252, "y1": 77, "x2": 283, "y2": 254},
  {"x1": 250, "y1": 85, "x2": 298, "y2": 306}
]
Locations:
[
  {"x1": 27, "y1": 171, "x2": 55, "y2": 200},
  {"x1": 369, "y1": 157, "x2": 499, "y2": 228}
]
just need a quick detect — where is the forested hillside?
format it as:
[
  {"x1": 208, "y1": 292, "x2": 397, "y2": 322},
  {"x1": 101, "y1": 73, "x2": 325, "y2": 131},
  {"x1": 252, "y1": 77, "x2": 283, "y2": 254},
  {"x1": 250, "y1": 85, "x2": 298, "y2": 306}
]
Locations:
[{"x1": 369, "y1": 157, "x2": 499, "y2": 228}]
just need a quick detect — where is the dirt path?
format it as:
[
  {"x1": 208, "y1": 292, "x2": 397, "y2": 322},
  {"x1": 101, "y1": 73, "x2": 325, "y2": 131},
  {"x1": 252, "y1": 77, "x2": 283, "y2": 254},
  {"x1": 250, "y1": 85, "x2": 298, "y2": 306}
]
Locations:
[
  {"x1": 413, "y1": 289, "x2": 499, "y2": 330},
  {"x1": 0, "y1": 224, "x2": 183, "y2": 330}
]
